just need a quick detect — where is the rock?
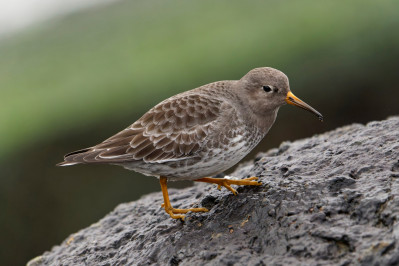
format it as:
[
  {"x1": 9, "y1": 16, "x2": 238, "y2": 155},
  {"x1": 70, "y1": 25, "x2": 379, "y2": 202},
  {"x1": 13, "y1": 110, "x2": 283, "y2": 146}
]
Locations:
[{"x1": 28, "y1": 117, "x2": 399, "y2": 265}]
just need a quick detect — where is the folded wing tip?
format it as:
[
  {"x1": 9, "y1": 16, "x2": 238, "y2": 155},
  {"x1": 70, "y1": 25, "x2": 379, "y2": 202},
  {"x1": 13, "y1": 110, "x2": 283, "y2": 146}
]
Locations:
[{"x1": 56, "y1": 161, "x2": 81, "y2": 167}]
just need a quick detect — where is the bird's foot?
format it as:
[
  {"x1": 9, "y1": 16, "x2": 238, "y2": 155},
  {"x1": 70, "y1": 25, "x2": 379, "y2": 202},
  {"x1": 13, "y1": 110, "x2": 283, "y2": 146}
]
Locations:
[
  {"x1": 195, "y1": 176, "x2": 262, "y2": 195},
  {"x1": 161, "y1": 203, "x2": 209, "y2": 220},
  {"x1": 160, "y1": 176, "x2": 208, "y2": 221}
]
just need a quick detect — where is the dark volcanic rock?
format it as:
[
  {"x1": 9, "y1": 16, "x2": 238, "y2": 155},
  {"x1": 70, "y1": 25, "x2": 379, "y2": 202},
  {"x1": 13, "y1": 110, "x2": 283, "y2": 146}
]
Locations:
[{"x1": 29, "y1": 117, "x2": 399, "y2": 266}]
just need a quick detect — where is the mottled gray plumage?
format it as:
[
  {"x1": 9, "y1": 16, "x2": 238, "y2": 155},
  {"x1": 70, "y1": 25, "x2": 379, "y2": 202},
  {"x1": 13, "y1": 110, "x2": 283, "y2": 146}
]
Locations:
[{"x1": 59, "y1": 67, "x2": 322, "y2": 181}]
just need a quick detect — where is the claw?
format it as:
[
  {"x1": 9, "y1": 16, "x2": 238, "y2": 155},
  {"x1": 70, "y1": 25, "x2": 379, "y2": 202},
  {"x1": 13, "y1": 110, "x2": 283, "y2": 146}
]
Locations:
[{"x1": 163, "y1": 206, "x2": 209, "y2": 221}]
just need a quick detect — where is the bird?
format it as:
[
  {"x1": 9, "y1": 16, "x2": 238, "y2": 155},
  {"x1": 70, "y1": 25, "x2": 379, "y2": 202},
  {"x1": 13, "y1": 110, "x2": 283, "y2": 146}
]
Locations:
[{"x1": 58, "y1": 67, "x2": 323, "y2": 220}]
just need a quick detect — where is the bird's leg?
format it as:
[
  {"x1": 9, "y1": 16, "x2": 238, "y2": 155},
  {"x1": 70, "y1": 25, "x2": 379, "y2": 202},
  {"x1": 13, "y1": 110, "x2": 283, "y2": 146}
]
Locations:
[
  {"x1": 160, "y1": 176, "x2": 209, "y2": 220},
  {"x1": 195, "y1": 177, "x2": 261, "y2": 195}
]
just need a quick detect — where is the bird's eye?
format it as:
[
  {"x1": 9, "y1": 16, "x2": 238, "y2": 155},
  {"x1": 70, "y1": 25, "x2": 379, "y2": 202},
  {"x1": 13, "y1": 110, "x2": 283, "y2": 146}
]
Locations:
[{"x1": 263, "y1": 86, "x2": 272, "y2": 92}]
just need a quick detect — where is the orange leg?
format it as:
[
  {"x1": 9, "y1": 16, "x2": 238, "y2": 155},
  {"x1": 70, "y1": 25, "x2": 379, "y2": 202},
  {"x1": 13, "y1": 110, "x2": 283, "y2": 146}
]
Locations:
[
  {"x1": 195, "y1": 177, "x2": 261, "y2": 195},
  {"x1": 160, "y1": 176, "x2": 209, "y2": 220}
]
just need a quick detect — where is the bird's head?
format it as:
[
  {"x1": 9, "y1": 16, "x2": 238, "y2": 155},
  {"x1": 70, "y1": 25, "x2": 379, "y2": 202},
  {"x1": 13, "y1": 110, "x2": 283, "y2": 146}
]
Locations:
[{"x1": 239, "y1": 67, "x2": 323, "y2": 121}]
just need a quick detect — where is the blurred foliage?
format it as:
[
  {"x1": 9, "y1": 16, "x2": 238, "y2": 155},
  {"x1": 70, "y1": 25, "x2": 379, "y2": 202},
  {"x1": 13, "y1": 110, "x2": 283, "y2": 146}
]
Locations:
[{"x1": 1, "y1": 0, "x2": 399, "y2": 265}]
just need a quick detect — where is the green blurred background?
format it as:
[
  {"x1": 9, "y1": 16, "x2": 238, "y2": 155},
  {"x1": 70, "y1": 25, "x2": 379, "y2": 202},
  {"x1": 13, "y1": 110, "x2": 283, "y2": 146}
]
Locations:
[{"x1": 1, "y1": 0, "x2": 399, "y2": 265}]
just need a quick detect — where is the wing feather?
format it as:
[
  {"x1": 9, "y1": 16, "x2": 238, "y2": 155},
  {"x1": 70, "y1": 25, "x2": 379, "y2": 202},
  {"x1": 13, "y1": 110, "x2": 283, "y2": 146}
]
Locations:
[{"x1": 60, "y1": 93, "x2": 226, "y2": 165}]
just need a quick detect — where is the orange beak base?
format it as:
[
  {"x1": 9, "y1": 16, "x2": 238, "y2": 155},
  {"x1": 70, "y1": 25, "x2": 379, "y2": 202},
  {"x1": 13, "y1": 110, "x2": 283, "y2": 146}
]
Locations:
[{"x1": 286, "y1": 91, "x2": 323, "y2": 121}]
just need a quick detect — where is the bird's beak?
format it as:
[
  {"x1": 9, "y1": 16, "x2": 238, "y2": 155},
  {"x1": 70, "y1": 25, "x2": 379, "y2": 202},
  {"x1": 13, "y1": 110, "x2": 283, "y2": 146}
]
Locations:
[{"x1": 286, "y1": 91, "x2": 323, "y2": 121}]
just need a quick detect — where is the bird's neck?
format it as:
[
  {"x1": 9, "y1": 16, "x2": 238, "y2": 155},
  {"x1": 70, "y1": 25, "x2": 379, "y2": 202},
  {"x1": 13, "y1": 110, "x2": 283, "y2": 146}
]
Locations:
[
  {"x1": 234, "y1": 98, "x2": 279, "y2": 136},
  {"x1": 251, "y1": 108, "x2": 279, "y2": 136}
]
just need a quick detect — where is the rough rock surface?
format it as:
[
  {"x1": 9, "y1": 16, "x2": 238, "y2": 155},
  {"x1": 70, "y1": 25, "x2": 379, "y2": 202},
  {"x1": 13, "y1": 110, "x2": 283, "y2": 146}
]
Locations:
[{"x1": 29, "y1": 117, "x2": 399, "y2": 266}]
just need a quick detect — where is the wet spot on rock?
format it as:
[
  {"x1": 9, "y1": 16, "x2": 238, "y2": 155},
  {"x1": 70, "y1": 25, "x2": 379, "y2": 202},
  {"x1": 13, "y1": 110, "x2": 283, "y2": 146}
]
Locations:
[
  {"x1": 201, "y1": 195, "x2": 218, "y2": 209},
  {"x1": 169, "y1": 256, "x2": 181, "y2": 266},
  {"x1": 328, "y1": 176, "x2": 356, "y2": 192},
  {"x1": 200, "y1": 251, "x2": 217, "y2": 261},
  {"x1": 280, "y1": 166, "x2": 289, "y2": 173},
  {"x1": 392, "y1": 161, "x2": 399, "y2": 172},
  {"x1": 310, "y1": 212, "x2": 327, "y2": 222}
]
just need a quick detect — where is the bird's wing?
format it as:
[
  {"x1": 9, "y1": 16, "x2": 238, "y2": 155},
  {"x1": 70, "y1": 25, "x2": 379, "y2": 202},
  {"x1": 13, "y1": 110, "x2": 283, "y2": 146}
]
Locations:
[{"x1": 60, "y1": 93, "x2": 226, "y2": 165}]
